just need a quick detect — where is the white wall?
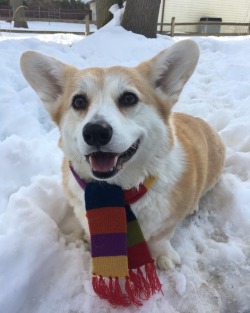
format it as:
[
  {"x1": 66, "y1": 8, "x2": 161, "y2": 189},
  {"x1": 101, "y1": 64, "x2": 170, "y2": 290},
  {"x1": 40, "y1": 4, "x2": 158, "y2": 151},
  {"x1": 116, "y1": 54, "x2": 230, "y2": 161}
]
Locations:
[
  {"x1": 158, "y1": 0, "x2": 250, "y2": 34},
  {"x1": 90, "y1": 2, "x2": 96, "y2": 21}
]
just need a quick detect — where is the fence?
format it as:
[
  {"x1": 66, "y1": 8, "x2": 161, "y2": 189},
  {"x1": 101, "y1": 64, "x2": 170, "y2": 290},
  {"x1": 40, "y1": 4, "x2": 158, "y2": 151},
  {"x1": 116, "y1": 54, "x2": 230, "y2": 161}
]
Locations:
[
  {"x1": 1, "y1": 11, "x2": 249, "y2": 37},
  {"x1": 0, "y1": 6, "x2": 92, "y2": 21},
  {"x1": 0, "y1": 15, "x2": 92, "y2": 36},
  {"x1": 158, "y1": 17, "x2": 250, "y2": 36}
]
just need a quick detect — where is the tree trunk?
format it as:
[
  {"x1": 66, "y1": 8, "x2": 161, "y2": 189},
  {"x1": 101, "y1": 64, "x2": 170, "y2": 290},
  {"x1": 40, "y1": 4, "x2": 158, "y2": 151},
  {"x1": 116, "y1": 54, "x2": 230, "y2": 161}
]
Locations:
[
  {"x1": 121, "y1": 0, "x2": 161, "y2": 38},
  {"x1": 96, "y1": 0, "x2": 123, "y2": 29},
  {"x1": 11, "y1": 0, "x2": 28, "y2": 28}
]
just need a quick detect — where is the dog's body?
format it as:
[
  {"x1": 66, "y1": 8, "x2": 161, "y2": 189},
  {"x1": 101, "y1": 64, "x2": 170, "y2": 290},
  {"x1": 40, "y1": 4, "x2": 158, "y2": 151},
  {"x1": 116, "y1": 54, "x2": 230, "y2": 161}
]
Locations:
[{"x1": 20, "y1": 40, "x2": 225, "y2": 270}]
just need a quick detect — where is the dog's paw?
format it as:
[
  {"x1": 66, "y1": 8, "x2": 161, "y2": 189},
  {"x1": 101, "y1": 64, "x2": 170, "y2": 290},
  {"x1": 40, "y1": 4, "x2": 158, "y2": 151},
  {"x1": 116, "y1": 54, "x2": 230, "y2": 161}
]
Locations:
[{"x1": 156, "y1": 248, "x2": 181, "y2": 271}]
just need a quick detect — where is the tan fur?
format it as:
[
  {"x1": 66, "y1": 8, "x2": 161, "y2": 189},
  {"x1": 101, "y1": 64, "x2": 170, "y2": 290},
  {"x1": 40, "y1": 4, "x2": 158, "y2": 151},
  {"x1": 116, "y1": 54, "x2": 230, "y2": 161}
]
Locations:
[
  {"x1": 20, "y1": 40, "x2": 225, "y2": 270},
  {"x1": 171, "y1": 113, "x2": 225, "y2": 217}
]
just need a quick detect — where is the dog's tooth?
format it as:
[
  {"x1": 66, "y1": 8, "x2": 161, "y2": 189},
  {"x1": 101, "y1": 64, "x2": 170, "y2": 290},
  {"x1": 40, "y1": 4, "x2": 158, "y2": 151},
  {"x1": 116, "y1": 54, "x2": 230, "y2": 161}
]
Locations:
[
  {"x1": 89, "y1": 155, "x2": 98, "y2": 171},
  {"x1": 114, "y1": 155, "x2": 118, "y2": 165},
  {"x1": 89, "y1": 155, "x2": 93, "y2": 166}
]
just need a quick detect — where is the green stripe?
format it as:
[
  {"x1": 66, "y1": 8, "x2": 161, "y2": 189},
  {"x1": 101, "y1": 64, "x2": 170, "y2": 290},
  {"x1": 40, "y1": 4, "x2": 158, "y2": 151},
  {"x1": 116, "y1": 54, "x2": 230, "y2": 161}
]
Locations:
[{"x1": 127, "y1": 220, "x2": 145, "y2": 247}]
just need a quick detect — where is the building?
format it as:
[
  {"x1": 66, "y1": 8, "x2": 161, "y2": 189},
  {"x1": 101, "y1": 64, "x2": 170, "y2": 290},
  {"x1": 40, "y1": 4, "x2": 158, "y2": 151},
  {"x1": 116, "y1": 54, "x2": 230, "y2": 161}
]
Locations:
[{"x1": 158, "y1": 0, "x2": 250, "y2": 34}]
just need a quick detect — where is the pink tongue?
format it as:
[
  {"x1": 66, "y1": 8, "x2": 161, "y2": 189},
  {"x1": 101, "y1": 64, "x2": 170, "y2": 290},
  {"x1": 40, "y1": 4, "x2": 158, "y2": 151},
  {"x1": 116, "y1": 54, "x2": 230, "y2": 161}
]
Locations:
[{"x1": 90, "y1": 153, "x2": 117, "y2": 173}]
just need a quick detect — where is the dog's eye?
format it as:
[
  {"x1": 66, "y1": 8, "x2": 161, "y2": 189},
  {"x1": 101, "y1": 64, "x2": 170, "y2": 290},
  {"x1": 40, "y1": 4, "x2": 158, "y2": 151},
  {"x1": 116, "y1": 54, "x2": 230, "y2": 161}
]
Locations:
[
  {"x1": 119, "y1": 92, "x2": 139, "y2": 107},
  {"x1": 72, "y1": 95, "x2": 88, "y2": 110}
]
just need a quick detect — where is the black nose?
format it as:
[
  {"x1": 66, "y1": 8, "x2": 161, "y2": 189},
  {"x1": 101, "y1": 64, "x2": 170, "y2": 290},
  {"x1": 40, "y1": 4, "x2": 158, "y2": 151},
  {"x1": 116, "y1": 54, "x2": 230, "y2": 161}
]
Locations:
[{"x1": 82, "y1": 122, "x2": 113, "y2": 147}]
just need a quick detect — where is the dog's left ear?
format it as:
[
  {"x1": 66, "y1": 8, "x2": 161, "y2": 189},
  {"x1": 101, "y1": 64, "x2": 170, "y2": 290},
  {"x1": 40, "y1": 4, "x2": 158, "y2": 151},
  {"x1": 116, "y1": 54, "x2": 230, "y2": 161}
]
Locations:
[{"x1": 137, "y1": 40, "x2": 199, "y2": 106}]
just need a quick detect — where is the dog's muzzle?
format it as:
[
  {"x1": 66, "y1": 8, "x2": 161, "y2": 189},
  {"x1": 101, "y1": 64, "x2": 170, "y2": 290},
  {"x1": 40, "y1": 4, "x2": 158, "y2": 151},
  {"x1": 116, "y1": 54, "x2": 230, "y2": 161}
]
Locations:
[{"x1": 82, "y1": 121, "x2": 140, "y2": 179}]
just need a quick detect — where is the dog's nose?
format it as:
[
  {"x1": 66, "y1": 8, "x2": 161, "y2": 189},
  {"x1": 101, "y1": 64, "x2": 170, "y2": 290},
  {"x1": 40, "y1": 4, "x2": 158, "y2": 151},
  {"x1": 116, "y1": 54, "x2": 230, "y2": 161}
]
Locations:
[{"x1": 83, "y1": 122, "x2": 113, "y2": 147}]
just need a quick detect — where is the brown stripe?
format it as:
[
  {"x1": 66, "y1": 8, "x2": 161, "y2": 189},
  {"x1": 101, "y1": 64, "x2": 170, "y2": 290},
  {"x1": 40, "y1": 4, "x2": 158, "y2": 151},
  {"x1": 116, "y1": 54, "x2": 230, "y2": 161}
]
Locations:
[{"x1": 87, "y1": 207, "x2": 127, "y2": 235}]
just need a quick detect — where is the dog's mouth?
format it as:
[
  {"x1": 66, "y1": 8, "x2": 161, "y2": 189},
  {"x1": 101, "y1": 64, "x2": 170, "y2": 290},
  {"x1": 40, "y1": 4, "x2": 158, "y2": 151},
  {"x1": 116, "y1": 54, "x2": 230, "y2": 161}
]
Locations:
[{"x1": 86, "y1": 139, "x2": 140, "y2": 179}]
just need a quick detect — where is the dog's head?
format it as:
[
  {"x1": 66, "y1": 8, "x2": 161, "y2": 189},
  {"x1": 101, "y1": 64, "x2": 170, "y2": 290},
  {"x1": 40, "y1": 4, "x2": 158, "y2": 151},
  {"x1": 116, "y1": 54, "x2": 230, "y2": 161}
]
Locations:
[{"x1": 20, "y1": 40, "x2": 199, "y2": 186}]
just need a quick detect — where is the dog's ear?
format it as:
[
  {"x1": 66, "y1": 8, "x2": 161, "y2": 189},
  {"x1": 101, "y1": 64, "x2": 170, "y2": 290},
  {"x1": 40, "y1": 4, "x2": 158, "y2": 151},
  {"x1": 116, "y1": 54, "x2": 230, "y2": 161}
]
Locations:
[
  {"x1": 20, "y1": 51, "x2": 68, "y2": 103},
  {"x1": 20, "y1": 51, "x2": 75, "y2": 121},
  {"x1": 137, "y1": 40, "x2": 199, "y2": 106}
]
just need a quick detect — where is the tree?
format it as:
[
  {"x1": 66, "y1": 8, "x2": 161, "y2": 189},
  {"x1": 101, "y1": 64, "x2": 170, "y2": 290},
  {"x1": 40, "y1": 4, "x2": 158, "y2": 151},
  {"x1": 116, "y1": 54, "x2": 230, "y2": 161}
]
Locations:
[
  {"x1": 96, "y1": 0, "x2": 123, "y2": 29},
  {"x1": 11, "y1": 0, "x2": 28, "y2": 28},
  {"x1": 121, "y1": 0, "x2": 161, "y2": 38}
]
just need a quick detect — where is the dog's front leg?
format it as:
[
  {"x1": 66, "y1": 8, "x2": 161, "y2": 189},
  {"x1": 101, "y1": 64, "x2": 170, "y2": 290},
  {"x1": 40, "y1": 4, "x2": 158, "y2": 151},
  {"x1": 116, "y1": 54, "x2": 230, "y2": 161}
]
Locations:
[
  {"x1": 148, "y1": 224, "x2": 181, "y2": 270},
  {"x1": 72, "y1": 202, "x2": 91, "y2": 250}
]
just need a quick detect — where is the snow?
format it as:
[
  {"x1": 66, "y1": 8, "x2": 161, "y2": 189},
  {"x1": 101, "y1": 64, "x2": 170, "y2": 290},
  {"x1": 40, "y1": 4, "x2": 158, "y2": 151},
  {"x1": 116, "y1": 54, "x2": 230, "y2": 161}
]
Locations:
[
  {"x1": 0, "y1": 20, "x2": 96, "y2": 35},
  {"x1": 1, "y1": 10, "x2": 250, "y2": 313}
]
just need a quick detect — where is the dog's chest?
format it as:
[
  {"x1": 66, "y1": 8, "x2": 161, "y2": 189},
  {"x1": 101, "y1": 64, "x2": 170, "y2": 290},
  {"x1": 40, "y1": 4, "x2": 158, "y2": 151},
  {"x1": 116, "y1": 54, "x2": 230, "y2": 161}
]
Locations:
[{"x1": 131, "y1": 186, "x2": 172, "y2": 241}]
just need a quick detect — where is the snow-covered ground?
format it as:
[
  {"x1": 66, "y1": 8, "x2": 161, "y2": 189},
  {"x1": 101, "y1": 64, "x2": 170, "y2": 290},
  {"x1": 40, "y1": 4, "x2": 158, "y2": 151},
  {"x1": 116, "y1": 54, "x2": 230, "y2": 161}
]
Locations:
[
  {"x1": 1, "y1": 14, "x2": 250, "y2": 313},
  {"x1": 0, "y1": 20, "x2": 96, "y2": 34}
]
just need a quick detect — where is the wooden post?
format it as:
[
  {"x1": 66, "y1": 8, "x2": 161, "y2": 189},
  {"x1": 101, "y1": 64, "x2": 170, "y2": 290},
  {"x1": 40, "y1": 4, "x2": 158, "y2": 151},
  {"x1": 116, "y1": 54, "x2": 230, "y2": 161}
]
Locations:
[
  {"x1": 85, "y1": 14, "x2": 90, "y2": 36},
  {"x1": 160, "y1": 0, "x2": 166, "y2": 34},
  {"x1": 170, "y1": 17, "x2": 175, "y2": 36}
]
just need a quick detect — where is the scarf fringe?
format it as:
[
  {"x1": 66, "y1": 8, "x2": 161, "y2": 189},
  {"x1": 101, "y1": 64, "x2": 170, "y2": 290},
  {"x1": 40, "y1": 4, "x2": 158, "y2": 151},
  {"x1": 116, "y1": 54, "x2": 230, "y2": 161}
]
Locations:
[
  {"x1": 92, "y1": 263, "x2": 162, "y2": 307},
  {"x1": 93, "y1": 276, "x2": 131, "y2": 307},
  {"x1": 145, "y1": 262, "x2": 163, "y2": 295}
]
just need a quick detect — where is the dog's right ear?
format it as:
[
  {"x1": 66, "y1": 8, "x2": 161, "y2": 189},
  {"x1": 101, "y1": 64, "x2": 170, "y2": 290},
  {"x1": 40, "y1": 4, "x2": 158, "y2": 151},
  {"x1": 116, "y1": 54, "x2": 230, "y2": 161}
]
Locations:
[
  {"x1": 20, "y1": 51, "x2": 67, "y2": 103},
  {"x1": 20, "y1": 51, "x2": 74, "y2": 120}
]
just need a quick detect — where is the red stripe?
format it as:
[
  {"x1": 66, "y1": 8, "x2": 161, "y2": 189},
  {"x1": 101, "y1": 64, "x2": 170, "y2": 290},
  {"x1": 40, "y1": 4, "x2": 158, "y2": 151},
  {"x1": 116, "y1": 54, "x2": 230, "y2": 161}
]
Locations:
[
  {"x1": 87, "y1": 207, "x2": 127, "y2": 235},
  {"x1": 124, "y1": 184, "x2": 147, "y2": 205},
  {"x1": 127, "y1": 241, "x2": 154, "y2": 269}
]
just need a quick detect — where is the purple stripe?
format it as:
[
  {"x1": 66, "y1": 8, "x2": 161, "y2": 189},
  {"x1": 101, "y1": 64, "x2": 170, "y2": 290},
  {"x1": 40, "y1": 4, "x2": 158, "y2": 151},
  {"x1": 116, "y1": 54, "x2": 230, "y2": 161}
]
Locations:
[
  {"x1": 69, "y1": 165, "x2": 87, "y2": 190},
  {"x1": 91, "y1": 233, "x2": 127, "y2": 257}
]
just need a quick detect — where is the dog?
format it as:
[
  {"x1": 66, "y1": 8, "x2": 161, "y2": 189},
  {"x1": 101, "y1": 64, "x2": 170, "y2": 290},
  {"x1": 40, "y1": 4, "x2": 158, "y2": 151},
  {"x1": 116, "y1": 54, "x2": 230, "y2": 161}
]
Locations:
[{"x1": 20, "y1": 40, "x2": 225, "y2": 270}]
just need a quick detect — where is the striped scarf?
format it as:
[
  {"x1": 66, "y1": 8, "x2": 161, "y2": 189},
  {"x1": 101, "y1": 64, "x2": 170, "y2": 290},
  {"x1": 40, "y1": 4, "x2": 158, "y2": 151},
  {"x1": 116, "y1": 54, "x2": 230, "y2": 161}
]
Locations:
[{"x1": 70, "y1": 166, "x2": 162, "y2": 307}]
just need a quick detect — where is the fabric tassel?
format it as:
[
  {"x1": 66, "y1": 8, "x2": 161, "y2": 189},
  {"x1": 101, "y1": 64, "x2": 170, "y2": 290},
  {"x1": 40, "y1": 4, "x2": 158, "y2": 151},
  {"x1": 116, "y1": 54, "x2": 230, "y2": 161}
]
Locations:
[
  {"x1": 127, "y1": 268, "x2": 151, "y2": 300},
  {"x1": 93, "y1": 276, "x2": 131, "y2": 307},
  {"x1": 93, "y1": 266, "x2": 161, "y2": 308},
  {"x1": 145, "y1": 263, "x2": 163, "y2": 294},
  {"x1": 125, "y1": 276, "x2": 143, "y2": 307},
  {"x1": 92, "y1": 276, "x2": 109, "y2": 300}
]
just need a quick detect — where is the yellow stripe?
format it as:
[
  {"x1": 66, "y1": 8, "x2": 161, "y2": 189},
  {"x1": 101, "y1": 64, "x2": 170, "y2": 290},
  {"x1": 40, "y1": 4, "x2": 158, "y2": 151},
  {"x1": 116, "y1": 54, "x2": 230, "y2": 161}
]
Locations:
[
  {"x1": 144, "y1": 176, "x2": 157, "y2": 190},
  {"x1": 92, "y1": 256, "x2": 129, "y2": 278}
]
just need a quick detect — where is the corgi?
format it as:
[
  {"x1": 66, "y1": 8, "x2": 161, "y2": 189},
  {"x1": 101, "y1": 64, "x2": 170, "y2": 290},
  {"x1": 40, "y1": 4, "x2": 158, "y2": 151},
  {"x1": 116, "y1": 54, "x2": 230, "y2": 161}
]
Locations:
[{"x1": 20, "y1": 40, "x2": 225, "y2": 270}]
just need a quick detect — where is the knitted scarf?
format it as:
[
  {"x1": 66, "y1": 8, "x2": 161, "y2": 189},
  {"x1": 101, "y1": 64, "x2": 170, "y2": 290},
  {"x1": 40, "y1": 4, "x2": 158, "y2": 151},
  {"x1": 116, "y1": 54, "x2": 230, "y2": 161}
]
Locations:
[{"x1": 70, "y1": 165, "x2": 162, "y2": 307}]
